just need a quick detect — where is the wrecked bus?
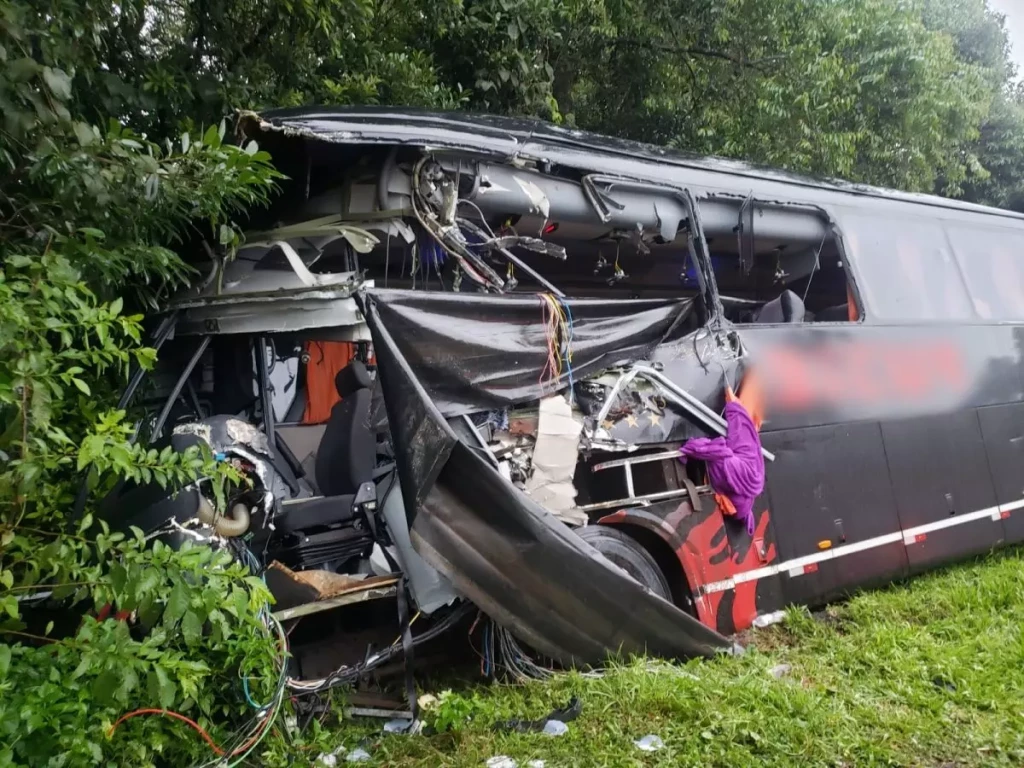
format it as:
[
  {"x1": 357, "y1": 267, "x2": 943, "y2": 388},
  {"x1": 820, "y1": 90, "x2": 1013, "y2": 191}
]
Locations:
[{"x1": 104, "y1": 107, "x2": 1024, "y2": 682}]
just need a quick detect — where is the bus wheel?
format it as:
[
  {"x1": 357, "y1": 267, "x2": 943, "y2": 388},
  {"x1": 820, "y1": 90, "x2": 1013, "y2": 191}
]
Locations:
[{"x1": 577, "y1": 525, "x2": 672, "y2": 601}]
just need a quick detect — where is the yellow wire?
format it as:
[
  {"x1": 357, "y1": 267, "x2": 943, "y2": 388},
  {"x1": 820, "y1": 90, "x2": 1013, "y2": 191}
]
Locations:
[{"x1": 388, "y1": 611, "x2": 421, "y2": 649}]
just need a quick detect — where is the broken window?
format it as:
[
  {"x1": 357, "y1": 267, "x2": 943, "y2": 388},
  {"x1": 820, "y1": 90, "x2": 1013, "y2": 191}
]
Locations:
[
  {"x1": 945, "y1": 223, "x2": 1024, "y2": 321},
  {"x1": 841, "y1": 211, "x2": 973, "y2": 321},
  {"x1": 700, "y1": 198, "x2": 858, "y2": 324}
]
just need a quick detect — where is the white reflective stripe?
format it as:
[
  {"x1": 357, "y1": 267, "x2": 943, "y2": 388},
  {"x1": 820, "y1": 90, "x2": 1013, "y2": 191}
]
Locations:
[
  {"x1": 783, "y1": 551, "x2": 833, "y2": 571},
  {"x1": 833, "y1": 532, "x2": 903, "y2": 555},
  {"x1": 902, "y1": 506, "x2": 1000, "y2": 541},
  {"x1": 703, "y1": 578, "x2": 735, "y2": 594},
  {"x1": 733, "y1": 566, "x2": 778, "y2": 584},
  {"x1": 698, "y1": 499, "x2": 1020, "y2": 595}
]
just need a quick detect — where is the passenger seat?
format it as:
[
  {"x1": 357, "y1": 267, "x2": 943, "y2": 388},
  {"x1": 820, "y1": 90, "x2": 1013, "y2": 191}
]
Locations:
[{"x1": 755, "y1": 290, "x2": 805, "y2": 323}]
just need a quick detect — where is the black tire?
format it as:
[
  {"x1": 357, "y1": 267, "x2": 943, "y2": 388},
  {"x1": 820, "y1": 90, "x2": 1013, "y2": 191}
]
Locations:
[{"x1": 577, "y1": 525, "x2": 672, "y2": 601}]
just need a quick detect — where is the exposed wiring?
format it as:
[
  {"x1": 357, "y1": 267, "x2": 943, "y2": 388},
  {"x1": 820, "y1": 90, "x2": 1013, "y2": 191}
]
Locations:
[
  {"x1": 108, "y1": 600, "x2": 289, "y2": 767},
  {"x1": 801, "y1": 230, "x2": 830, "y2": 305},
  {"x1": 285, "y1": 602, "x2": 472, "y2": 696},
  {"x1": 108, "y1": 710, "x2": 224, "y2": 755},
  {"x1": 456, "y1": 198, "x2": 497, "y2": 238},
  {"x1": 538, "y1": 293, "x2": 574, "y2": 397},
  {"x1": 409, "y1": 156, "x2": 495, "y2": 289},
  {"x1": 389, "y1": 611, "x2": 421, "y2": 648}
]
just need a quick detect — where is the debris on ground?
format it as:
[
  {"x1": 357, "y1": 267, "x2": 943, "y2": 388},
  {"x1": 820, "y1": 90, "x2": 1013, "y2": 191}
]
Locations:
[
  {"x1": 752, "y1": 610, "x2": 787, "y2": 628},
  {"x1": 769, "y1": 663, "x2": 792, "y2": 679},
  {"x1": 384, "y1": 718, "x2": 421, "y2": 734},
  {"x1": 540, "y1": 719, "x2": 568, "y2": 736},
  {"x1": 634, "y1": 734, "x2": 665, "y2": 752},
  {"x1": 495, "y1": 697, "x2": 582, "y2": 733},
  {"x1": 485, "y1": 757, "x2": 517, "y2": 768},
  {"x1": 346, "y1": 747, "x2": 372, "y2": 763}
]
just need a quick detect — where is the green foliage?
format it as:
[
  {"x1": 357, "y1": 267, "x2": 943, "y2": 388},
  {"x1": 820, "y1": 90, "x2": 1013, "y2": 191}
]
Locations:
[
  {"x1": 12, "y1": 0, "x2": 1023, "y2": 204},
  {"x1": 1, "y1": 3, "x2": 284, "y2": 766},
  {"x1": 427, "y1": 689, "x2": 485, "y2": 734},
  {"x1": 0, "y1": 542, "x2": 279, "y2": 767}
]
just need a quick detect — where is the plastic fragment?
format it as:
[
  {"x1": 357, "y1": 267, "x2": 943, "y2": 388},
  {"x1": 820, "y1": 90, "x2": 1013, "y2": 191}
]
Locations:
[
  {"x1": 485, "y1": 758, "x2": 517, "y2": 768},
  {"x1": 634, "y1": 735, "x2": 665, "y2": 752},
  {"x1": 752, "y1": 610, "x2": 786, "y2": 628},
  {"x1": 541, "y1": 719, "x2": 568, "y2": 737},
  {"x1": 528, "y1": 761, "x2": 546, "y2": 768},
  {"x1": 317, "y1": 753, "x2": 338, "y2": 767},
  {"x1": 769, "y1": 663, "x2": 792, "y2": 679},
  {"x1": 384, "y1": 718, "x2": 419, "y2": 733},
  {"x1": 346, "y1": 747, "x2": 371, "y2": 763}
]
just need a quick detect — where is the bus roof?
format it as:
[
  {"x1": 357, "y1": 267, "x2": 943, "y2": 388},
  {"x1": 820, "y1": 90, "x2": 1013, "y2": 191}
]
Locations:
[{"x1": 243, "y1": 106, "x2": 1024, "y2": 224}]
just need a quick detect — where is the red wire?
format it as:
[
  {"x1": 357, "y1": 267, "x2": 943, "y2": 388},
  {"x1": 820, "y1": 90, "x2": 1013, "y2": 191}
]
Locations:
[
  {"x1": 107, "y1": 709, "x2": 225, "y2": 756},
  {"x1": 108, "y1": 705, "x2": 276, "y2": 758}
]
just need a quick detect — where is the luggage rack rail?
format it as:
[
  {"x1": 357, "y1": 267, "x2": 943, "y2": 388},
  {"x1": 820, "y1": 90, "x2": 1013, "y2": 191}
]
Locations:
[{"x1": 580, "y1": 450, "x2": 711, "y2": 512}]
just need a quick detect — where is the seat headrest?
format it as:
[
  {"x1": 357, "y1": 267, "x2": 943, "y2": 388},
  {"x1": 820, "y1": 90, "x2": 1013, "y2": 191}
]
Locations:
[
  {"x1": 335, "y1": 360, "x2": 372, "y2": 397},
  {"x1": 757, "y1": 290, "x2": 805, "y2": 324}
]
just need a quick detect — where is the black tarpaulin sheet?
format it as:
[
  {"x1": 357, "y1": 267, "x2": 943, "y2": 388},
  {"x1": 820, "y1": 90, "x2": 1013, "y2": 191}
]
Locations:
[
  {"x1": 363, "y1": 290, "x2": 730, "y2": 665},
  {"x1": 365, "y1": 289, "x2": 696, "y2": 416}
]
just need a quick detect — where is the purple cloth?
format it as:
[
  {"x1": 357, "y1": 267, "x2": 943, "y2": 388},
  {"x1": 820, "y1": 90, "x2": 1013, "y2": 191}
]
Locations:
[{"x1": 678, "y1": 401, "x2": 765, "y2": 535}]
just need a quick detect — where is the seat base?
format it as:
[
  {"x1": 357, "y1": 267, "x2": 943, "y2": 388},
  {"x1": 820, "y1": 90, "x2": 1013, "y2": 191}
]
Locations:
[{"x1": 276, "y1": 495, "x2": 356, "y2": 533}]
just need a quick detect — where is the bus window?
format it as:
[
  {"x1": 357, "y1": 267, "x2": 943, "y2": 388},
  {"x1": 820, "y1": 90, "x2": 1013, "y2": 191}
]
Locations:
[
  {"x1": 841, "y1": 212, "x2": 973, "y2": 321},
  {"x1": 945, "y1": 223, "x2": 1024, "y2": 321},
  {"x1": 699, "y1": 199, "x2": 860, "y2": 324}
]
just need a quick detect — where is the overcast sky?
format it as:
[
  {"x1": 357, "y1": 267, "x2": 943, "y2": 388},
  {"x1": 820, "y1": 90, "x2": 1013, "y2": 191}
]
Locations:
[{"x1": 988, "y1": 0, "x2": 1024, "y2": 79}]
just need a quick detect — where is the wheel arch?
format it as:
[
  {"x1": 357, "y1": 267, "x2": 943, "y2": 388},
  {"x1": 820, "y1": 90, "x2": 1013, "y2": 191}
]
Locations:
[{"x1": 597, "y1": 519, "x2": 697, "y2": 617}]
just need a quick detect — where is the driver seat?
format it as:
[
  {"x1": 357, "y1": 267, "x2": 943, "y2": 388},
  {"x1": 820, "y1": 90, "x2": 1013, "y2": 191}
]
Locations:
[{"x1": 276, "y1": 360, "x2": 376, "y2": 534}]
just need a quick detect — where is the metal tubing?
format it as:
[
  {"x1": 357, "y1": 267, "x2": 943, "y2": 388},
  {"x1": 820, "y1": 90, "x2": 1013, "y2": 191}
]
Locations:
[
  {"x1": 150, "y1": 336, "x2": 211, "y2": 441},
  {"x1": 593, "y1": 365, "x2": 775, "y2": 462}
]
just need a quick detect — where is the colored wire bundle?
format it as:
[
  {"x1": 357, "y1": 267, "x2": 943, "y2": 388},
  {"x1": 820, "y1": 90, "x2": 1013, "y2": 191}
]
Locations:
[
  {"x1": 538, "y1": 293, "x2": 575, "y2": 398},
  {"x1": 284, "y1": 602, "x2": 473, "y2": 696},
  {"x1": 107, "y1": 613, "x2": 289, "y2": 768}
]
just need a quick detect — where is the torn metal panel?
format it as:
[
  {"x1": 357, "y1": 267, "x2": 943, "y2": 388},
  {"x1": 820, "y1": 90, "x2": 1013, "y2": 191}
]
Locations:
[
  {"x1": 240, "y1": 107, "x2": 1024, "y2": 221},
  {"x1": 586, "y1": 364, "x2": 775, "y2": 462},
  {"x1": 363, "y1": 289, "x2": 731, "y2": 665}
]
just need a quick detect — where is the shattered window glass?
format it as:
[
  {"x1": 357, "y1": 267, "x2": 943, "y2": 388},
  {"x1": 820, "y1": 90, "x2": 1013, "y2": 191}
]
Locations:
[
  {"x1": 841, "y1": 211, "x2": 973, "y2": 321},
  {"x1": 945, "y1": 223, "x2": 1024, "y2": 321}
]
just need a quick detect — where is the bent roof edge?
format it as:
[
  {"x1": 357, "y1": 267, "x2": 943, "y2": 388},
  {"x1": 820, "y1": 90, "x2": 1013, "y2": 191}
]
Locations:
[{"x1": 244, "y1": 106, "x2": 1024, "y2": 223}]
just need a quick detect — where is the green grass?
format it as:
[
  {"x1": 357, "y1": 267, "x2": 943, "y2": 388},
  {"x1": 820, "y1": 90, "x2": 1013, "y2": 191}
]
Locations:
[{"x1": 273, "y1": 551, "x2": 1024, "y2": 767}]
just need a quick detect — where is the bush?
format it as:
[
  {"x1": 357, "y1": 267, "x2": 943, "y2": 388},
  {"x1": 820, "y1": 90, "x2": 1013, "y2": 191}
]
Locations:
[{"x1": 0, "y1": 5, "x2": 286, "y2": 765}]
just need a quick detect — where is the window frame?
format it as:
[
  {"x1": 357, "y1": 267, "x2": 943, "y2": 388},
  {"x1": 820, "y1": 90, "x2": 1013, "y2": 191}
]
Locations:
[{"x1": 700, "y1": 196, "x2": 866, "y2": 328}]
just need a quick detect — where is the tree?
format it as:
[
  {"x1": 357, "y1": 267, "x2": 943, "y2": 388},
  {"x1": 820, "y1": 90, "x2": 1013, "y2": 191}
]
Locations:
[
  {"x1": 1, "y1": 3, "x2": 286, "y2": 765},
  {"x1": 48, "y1": 0, "x2": 1019, "y2": 201},
  {"x1": 920, "y1": 0, "x2": 1024, "y2": 209}
]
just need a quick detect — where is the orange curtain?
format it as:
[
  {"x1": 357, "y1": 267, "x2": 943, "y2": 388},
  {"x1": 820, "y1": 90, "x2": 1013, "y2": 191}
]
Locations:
[{"x1": 302, "y1": 341, "x2": 357, "y2": 424}]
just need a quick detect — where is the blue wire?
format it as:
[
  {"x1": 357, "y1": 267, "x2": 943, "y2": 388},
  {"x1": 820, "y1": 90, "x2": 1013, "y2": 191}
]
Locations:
[
  {"x1": 243, "y1": 675, "x2": 266, "y2": 709},
  {"x1": 560, "y1": 298, "x2": 575, "y2": 402}
]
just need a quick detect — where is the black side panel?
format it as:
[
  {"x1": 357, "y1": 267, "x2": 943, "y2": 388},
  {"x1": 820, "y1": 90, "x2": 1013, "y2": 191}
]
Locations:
[
  {"x1": 881, "y1": 411, "x2": 1004, "y2": 573},
  {"x1": 977, "y1": 403, "x2": 1024, "y2": 543},
  {"x1": 762, "y1": 422, "x2": 907, "y2": 606}
]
